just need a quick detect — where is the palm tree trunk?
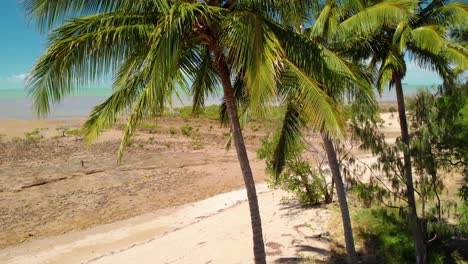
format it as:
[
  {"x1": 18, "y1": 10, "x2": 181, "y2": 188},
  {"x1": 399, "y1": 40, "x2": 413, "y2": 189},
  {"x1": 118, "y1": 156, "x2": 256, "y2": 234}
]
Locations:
[
  {"x1": 325, "y1": 177, "x2": 334, "y2": 204},
  {"x1": 215, "y1": 51, "x2": 267, "y2": 264},
  {"x1": 394, "y1": 74, "x2": 427, "y2": 264},
  {"x1": 322, "y1": 135, "x2": 357, "y2": 264}
]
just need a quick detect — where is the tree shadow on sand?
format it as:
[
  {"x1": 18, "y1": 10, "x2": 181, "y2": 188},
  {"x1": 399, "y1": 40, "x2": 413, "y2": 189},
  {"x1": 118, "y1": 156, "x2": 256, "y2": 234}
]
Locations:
[{"x1": 273, "y1": 240, "x2": 383, "y2": 264}]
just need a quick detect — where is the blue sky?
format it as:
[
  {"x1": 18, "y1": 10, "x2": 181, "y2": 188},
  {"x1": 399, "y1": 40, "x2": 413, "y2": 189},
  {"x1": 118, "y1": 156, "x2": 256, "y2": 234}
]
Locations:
[{"x1": 0, "y1": 1, "x2": 443, "y2": 91}]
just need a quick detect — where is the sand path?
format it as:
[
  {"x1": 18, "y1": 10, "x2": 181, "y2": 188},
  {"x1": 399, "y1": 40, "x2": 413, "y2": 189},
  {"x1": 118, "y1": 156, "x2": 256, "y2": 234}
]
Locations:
[{"x1": 0, "y1": 184, "x2": 330, "y2": 264}]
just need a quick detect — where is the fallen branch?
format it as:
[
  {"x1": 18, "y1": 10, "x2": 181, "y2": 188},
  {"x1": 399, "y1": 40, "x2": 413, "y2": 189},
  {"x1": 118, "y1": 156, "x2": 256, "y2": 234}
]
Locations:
[{"x1": 21, "y1": 177, "x2": 67, "y2": 189}]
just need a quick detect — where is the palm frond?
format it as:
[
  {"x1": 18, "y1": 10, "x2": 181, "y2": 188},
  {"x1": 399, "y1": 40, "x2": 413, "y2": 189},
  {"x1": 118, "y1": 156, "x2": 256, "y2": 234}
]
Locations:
[
  {"x1": 26, "y1": 13, "x2": 155, "y2": 116},
  {"x1": 309, "y1": 0, "x2": 340, "y2": 40},
  {"x1": 338, "y1": 0, "x2": 415, "y2": 37},
  {"x1": 285, "y1": 60, "x2": 344, "y2": 138},
  {"x1": 234, "y1": 0, "x2": 313, "y2": 26},
  {"x1": 444, "y1": 44, "x2": 468, "y2": 72},
  {"x1": 377, "y1": 50, "x2": 405, "y2": 90},
  {"x1": 410, "y1": 25, "x2": 446, "y2": 54},
  {"x1": 23, "y1": 0, "x2": 172, "y2": 31},
  {"x1": 272, "y1": 101, "x2": 306, "y2": 178},
  {"x1": 188, "y1": 47, "x2": 220, "y2": 114},
  {"x1": 222, "y1": 11, "x2": 284, "y2": 115}
]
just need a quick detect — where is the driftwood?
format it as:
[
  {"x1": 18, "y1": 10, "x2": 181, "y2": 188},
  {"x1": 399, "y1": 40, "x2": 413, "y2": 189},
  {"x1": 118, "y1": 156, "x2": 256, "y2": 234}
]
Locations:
[{"x1": 21, "y1": 177, "x2": 67, "y2": 189}]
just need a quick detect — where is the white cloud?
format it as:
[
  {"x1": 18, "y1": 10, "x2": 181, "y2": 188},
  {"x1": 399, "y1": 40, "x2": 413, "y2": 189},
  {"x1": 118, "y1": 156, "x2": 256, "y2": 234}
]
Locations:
[
  {"x1": 11, "y1": 73, "x2": 28, "y2": 80},
  {"x1": 0, "y1": 73, "x2": 29, "y2": 82}
]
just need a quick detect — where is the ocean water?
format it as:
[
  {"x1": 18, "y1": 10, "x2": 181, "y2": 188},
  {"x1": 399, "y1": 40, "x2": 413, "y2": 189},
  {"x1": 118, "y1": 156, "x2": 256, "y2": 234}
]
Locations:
[
  {"x1": 0, "y1": 85, "x2": 437, "y2": 119},
  {"x1": 0, "y1": 88, "x2": 113, "y2": 119}
]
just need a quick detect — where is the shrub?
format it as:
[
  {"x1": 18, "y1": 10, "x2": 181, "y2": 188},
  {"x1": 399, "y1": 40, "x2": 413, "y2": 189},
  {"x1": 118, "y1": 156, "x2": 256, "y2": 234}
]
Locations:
[
  {"x1": 24, "y1": 128, "x2": 42, "y2": 141},
  {"x1": 169, "y1": 127, "x2": 177, "y2": 135},
  {"x1": 191, "y1": 141, "x2": 205, "y2": 150},
  {"x1": 181, "y1": 125, "x2": 193, "y2": 137},
  {"x1": 388, "y1": 106, "x2": 397, "y2": 113},
  {"x1": 257, "y1": 133, "x2": 327, "y2": 205},
  {"x1": 66, "y1": 128, "x2": 82, "y2": 137}
]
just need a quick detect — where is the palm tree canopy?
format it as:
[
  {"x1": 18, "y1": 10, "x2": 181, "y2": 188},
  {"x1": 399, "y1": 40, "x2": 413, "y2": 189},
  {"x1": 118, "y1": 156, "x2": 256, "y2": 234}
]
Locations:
[{"x1": 25, "y1": 0, "x2": 371, "y2": 161}]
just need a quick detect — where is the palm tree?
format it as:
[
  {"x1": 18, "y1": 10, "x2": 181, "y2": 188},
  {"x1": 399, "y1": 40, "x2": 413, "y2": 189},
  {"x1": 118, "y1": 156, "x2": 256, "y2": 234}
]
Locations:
[
  {"x1": 339, "y1": 1, "x2": 467, "y2": 262},
  {"x1": 374, "y1": 3, "x2": 466, "y2": 263},
  {"x1": 270, "y1": 1, "x2": 414, "y2": 262},
  {"x1": 24, "y1": 1, "x2": 345, "y2": 263}
]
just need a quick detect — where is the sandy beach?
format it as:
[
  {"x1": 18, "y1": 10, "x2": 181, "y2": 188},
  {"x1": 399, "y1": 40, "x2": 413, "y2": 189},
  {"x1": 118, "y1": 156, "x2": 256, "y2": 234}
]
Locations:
[
  {"x1": 0, "y1": 185, "x2": 333, "y2": 264},
  {"x1": 0, "y1": 111, "x2": 400, "y2": 263}
]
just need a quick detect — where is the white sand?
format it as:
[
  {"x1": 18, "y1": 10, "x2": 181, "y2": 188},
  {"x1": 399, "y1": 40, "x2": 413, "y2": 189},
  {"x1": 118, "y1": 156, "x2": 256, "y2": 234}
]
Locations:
[{"x1": 0, "y1": 184, "x2": 331, "y2": 264}]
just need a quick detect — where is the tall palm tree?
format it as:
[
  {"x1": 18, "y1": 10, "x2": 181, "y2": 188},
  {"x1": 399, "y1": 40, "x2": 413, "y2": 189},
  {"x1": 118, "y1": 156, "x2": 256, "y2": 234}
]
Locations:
[
  {"x1": 339, "y1": 1, "x2": 467, "y2": 262},
  {"x1": 372, "y1": 2, "x2": 466, "y2": 263},
  {"x1": 270, "y1": 1, "x2": 414, "y2": 262},
  {"x1": 24, "y1": 1, "x2": 346, "y2": 263}
]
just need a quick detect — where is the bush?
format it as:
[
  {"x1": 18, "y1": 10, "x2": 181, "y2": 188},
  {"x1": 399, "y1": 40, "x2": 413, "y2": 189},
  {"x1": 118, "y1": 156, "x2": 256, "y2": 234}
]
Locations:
[
  {"x1": 24, "y1": 128, "x2": 42, "y2": 141},
  {"x1": 181, "y1": 125, "x2": 193, "y2": 137},
  {"x1": 257, "y1": 133, "x2": 327, "y2": 205},
  {"x1": 66, "y1": 128, "x2": 83, "y2": 137},
  {"x1": 168, "y1": 127, "x2": 177, "y2": 135},
  {"x1": 388, "y1": 106, "x2": 397, "y2": 113}
]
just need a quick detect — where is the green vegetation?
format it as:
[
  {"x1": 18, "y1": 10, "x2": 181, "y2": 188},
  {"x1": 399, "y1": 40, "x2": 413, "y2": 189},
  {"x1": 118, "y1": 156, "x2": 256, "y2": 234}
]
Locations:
[
  {"x1": 21, "y1": 0, "x2": 468, "y2": 263},
  {"x1": 191, "y1": 140, "x2": 205, "y2": 150},
  {"x1": 258, "y1": 133, "x2": 331, "y2": 205},
  {"x1": 354, "y1": 208, "x2": 414, "y2": 263},
  {"x1": 139, "y1": 123, "x2": 160, "y2": 134},
  {"x1": 349, "y1": 82, "x2": 468, "y2": 263},
  {"x1": 24, "y1": 128, "x2": 42, "y2": 141},
  {"x1": 180, "y1": 125, "x2": 194, "y2": 137},
  {"x1": 169, "y1": 127, "x2": 177, "y2": 136},
  {"x1": 353, "y1": 206, "x2": 468, "y2": 264},
  {"x1": 168, "y1": 105, "x2": 220, "y2": 120},
  {"x1": 66, "y1": 128, "x2": 83, "y2": 137}
]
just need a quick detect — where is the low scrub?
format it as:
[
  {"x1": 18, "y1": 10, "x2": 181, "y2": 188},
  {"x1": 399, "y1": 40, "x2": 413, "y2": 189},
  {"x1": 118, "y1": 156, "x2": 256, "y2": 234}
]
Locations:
[{"x1": 353, "y1": 207, "x2": 468, "y2": 264}]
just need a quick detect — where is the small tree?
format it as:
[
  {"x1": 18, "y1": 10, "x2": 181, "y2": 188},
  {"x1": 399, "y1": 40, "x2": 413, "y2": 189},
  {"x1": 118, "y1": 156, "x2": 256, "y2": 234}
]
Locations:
[{"x1": 257, "y1": 132, "x2": 329, "y2": 206}]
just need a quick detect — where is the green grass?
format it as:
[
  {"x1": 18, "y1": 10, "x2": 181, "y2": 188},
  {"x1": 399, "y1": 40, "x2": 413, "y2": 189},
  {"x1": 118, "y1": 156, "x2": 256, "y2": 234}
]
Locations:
[
  {"x1": 166, "y1": 104, "x2": 287, "y2": 121},
  {"x1": 66, "y1": 128, "x2": 83, "y2": 137},
  {"x1": 24, "y1": 128, "x2": 42, "y2": 140},
  {"x1": 139, "y1": 123, "x2": 160, "y2": 134},
  {"x1": 354, "y1": 208, "x2": 415, "y2": 263},
  {"x1": 168, "y1": 105, "x2": 220, "y2": 120},
  {"x1": 353, "y1": 206, "x2": 468, "y2": 264}
]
